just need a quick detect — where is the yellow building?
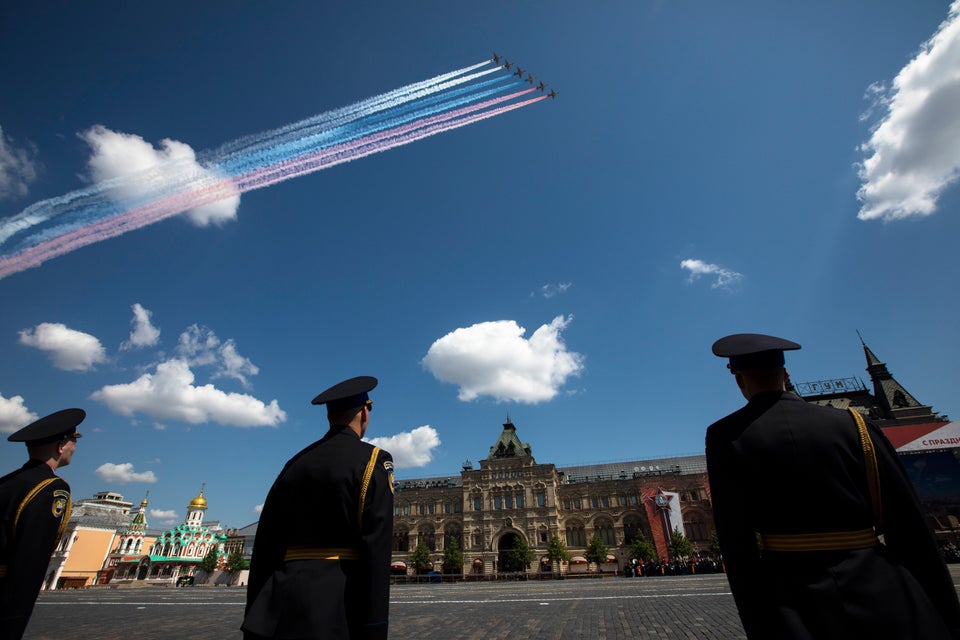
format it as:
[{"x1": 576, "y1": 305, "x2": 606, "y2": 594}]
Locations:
[{"x1": 45, "y1": 491, "x2": 137, "y2": 589}]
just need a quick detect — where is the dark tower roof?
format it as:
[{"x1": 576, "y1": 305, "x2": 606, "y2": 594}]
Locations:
[
  {"x1": 486, "y1": 418, "x2": 533, "y2": 460},
  {"x1": 859, "y1": 332, "x2": 935, "y2": 423}
]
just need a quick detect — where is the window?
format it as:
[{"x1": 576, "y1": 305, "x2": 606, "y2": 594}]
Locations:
[
  {"x1": 563, "y1": 499, "x2": 570, "y2": 510},
  {"x1": 565, "y1": 525, "x2": 586, "y2": 547},
  {"x1": 597, "y1": 522, "x2": 616, "y2": 546},
  {"x1": 574, "y1": 499, "x2": 582, "y2": 510},
  {"x1": 403, "y1": 505, "x2": 409, "y2": 515},
  {"x1": 601, "y1": 496, "x2": 609, "y2": 508},
  {"x1": 505, "y1": 495, "x2": 513, "y2": 509},
  {"x1": 418, "y1": 504, "x2": 425, "y2": 515},
  {"x1": 516, "y1": 494, "x2": 524, "y2": 508},
  {"x1": 630, "y1": 495, "x2": 638, "y2": 505},
  {"x1": 428, "y1": 503, "x2": 434, "y2": 515},
  {"x1": 454, "y1": 503, "x2": 460, "y2": 513},
  {"x1": 591, "y1": 497, "x2": 599, "y2": 509},
  {"x1": 474, "y1": 496, "x2": 482, "y2": 511},
  {"x1": 494, "y1": 496, "x2": 502, "y2": 509},
  {"x1": 619, "y1": 496, "x2": 627, "y2": 506},
  {"x1": 537, "y1": 492, "x2": 546, "y2": 507}
]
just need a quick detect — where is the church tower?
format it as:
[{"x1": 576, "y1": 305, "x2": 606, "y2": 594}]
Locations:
[{"x1": 186, "y1": 485, "x2": 208, "y2": 526}]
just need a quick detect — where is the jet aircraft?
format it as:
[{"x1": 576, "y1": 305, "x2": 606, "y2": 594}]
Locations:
[
  {"x1": 526, "y1": 73, "x2": 535, "y2": 84},
  {"x1": 537, "y1": 81, "x2": 547, "y2": 91},
  {"x1": 492, "y1": 53, "x2": 501, "y2": 64},
  {"x1": 548, "y1": 89, "x2": 559, "y2": 99},
  {"x1": 503, "y1": 59, "x2": 512, "y2": 70},
  {"x1": 514, "y1": 67, "x2": 524, "y2": 78}
]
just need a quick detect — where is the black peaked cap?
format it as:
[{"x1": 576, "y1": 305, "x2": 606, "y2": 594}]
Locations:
[
  {"x1": 8, "y1": 408, "x2": 86, "y2": 445},
  {"x1": 311, "y1": 376, "x2": 378, "y2": 412}
]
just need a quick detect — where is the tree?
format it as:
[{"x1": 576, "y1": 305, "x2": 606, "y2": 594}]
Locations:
[
  {"x1": 628, "y1": 532, "x2": 656, "y2": 563},
  {"x1": 546, "y1": 534, "x2": 572, "y2": 575},
  {"x1": 708, "y1": 529, "x2": 722, "y2": 558},
  {"x1": 409, "y1": 542, "x2": 434, "y2": 574},
  {"x1": 224, "y1": 548, "x2": 247, "y2": 574},
  {"x1": 441, "y1": 537, "x2": 464, "y2": 574},
  {"x1": 667, "y1": 527, "x2": 694, "y2": 560},
  {"x1": 199, "y1": 546, "x2": 220, "y2": 574},
  {"x1": 584, "y1": 534, "x2": 608, "y2": 572},
  {"x1": 501, "y1": 536, "x2": 534, "y2": 573}
]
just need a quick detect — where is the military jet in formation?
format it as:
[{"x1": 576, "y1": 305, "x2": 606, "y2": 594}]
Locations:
[{"x1": 492, "y1": 54, "x2": 557, "y2": 98}]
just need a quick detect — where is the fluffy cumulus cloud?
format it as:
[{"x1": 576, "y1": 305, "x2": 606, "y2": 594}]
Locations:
[
  {"x1": 680, "y1": 259, "x2": 743, "y2": 290},
  {"x1": 91, "y1": 358, "x2": 285, "y2": 427},
  {"x1": 81, "y1": 125, "x2": 240, "y2": 226},
  {"x1": 177, "y1": 324, "x2": 259, "y2": 387},
  {"x1": 422, "y1": 315, "x2": 584, "y2": 403},
  {"x1": 95, "y1": 462, "x2": 158, "y2": 483},
  {"x1": 254, "y1": 504, "x2": 264, "y2": 513},
  {"x1": 121, "y1": 303, "x2": 161, "y2": 350},
  {"x1": 0, "y1": 126, "x2": 40, "y2": 200},
  {"x1": 857, "y1": 1, "x2": 960, "y2": 221},
  {"x1": 0, "y1": 393, "x2": 38, "y2": 433},
  {"x1": 19, "y1": 322, "x2": 107, "y2": 371},
  {"x1": 366, "y1": 426, "x2": 441, "y2": 469}
]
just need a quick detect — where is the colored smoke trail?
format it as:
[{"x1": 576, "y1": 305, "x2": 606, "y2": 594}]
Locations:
[{"x1": 0, "y1": 60, "x2": 548, "y2": 280}]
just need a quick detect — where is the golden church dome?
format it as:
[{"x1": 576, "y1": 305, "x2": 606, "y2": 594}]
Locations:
[{"x1": 188, "y1": 487, "x2": 208, "y2": 510}]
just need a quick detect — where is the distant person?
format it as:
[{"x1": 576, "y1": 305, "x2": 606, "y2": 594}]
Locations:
[
  {"x1": 705, "y1": 334, "x2": 960, "y2": 639},
  {"x1": 243, "y1": 376, "x2": 394, "y2": 640},
  {"x1": 0, "y1": 408, "x2": 84, "y2": 640}
]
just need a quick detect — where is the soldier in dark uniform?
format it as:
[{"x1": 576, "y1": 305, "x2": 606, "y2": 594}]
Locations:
[
  {"x1": 0, "y1": 408, "x2": 84, "y2": 640},
  {"x1": 243, "y1": 376, "x2": 394, "y2": 640},
  {"x1": 706, "y1": 334, "x2": 960, "y2": 640}
]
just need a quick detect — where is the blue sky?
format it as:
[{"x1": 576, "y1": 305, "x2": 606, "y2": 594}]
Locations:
[{"x1": 1, "y1": 1, "x2": 958, "y2": 530}]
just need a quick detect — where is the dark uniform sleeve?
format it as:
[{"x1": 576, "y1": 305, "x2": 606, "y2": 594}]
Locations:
[
  {"x1": 0, "y1": 478, "x2": 70, "y2": 640},
  {"x1": 353, "y1": 448, "x2": 394, "y2": 640},
  {"x1": 243, "y1": 483, "x2": 285, "y2": 620},
  {"x1": 705, "y1": 427, "x2": 772, "y2": 639},
  {"x1": 869, "y1": 423, "x2": 960, "y2": 636}
]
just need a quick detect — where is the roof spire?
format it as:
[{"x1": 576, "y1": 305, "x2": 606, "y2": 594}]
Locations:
[{"x1": 860, "y1": 334, "x2": 933, "y2": 421}]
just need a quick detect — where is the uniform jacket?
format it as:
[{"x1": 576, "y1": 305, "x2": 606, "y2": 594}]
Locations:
[
  {"x1": 0, "y1": 460, "x2": 71, "y2": 640},
  {"x1": 243, "y1": 426, "x2": 394, "y2": 640},
  {"x1": 706, "y1": 391, "x2": 960, "y2": 640}
]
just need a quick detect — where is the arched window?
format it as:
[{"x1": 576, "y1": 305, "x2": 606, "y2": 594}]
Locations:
[
  {"x1": 565, "y1": 521, "x2": 586, "y2": 547},
  {"x1": 623, "y1": 514, "x2": 647, "y2": 545},
  {"x1": 420, "y1": 526, "x2": 436, "y2": 551},
  {"x1": 393, "y1": 529, "x2": 409, "y2": 552},
  {"x1": 594, "y1": 519, "x2": 616, "y2": 546},
  {"x1": 444, "y1": 525, "x2": 462, "y2": 549}
]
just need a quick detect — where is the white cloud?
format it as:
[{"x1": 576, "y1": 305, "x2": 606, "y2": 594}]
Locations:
[
  {"x1": 536, "y1": 282, "x2": 572, "y2": 298},
  {"x1": 0, "y1": 393, "x2": 38, "y2": 433},
  {"x1": 121, "y1": 303, "x2": 160, "y2": 350},
  {"x1": 91, "y1": 358, "x2": 285, "y2": 427},
  {"x1": 176, "y1": 325, "x2": 258, "y2": 386},
  {"x1": 177, "y1": 324, "x2": 221, "y2": 366},
  {"x1": 149, "y1": 508, "x2": 179, "y2": 525},
  {"x1": 857, "y1": 1, "x2": 960, "y2": 221},
  {"x1": 366, "y1": 426, "x2": 441, "y2": 469},
  {"x1": 680, "y1": 259, "x2": 743, "y2": 290},
  {"x1": 19, "y1": 322, "x2": 107, "y2": 371},
  {"x1": 422, "y1": 315, "x2": 584, "y2": 403},
  {"x1": 0, "y1": 126, "x2": 40, "y2": 200},
  {"x1": 254, "y1": 504, "x2": 264, "y2": 513},
  {"x1": 216, "y1": 340, "x2": 259, "y2": 387},
  {"x1": 80, "y1": 125, "x2": 240, "y2": 227},
  {"x1": 95, "y1": 462, "x2": 158, "y2": 484}
]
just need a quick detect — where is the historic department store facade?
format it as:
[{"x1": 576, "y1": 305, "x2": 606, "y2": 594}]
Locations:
[{"x1": 390, "y1": 419, "x2": 713, "y2": 575}]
